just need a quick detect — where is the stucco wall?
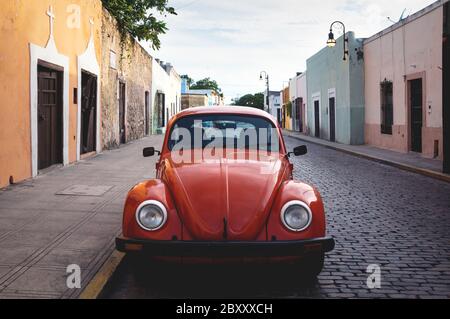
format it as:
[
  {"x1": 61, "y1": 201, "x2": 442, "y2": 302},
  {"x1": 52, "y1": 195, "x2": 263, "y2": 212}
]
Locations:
[
  {"x1": 0, "y1": 0, "x2": 102, "y2": 188},
  {"x1": 289, "y1": 77, "x2": 297, "y2": 102},
  {"x1": 306, "y1": 32, "x2": 365, "y2": 145},
  {"x1": 101, "y1": 8, "x2": 152, "y2": 149},
  {"x1": 364, "y1": 4, "x2": 443, "y2": 159},
  {"x1": 166, "y1": 66, "x2": 182, "y2": 121},
  {"x1": 296, "y1": 73, "x2": 308, "y2": 133}
]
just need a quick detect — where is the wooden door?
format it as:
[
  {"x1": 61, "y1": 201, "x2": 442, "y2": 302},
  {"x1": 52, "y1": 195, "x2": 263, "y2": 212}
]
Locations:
[
  {"x1": 314, "y1": 100, "x2": 320, "y2": 138},
  {"x1": 119, "y1": 82, "x2": 126, "y2": 144},
  {"x1": 299, "y1": 98, "x2": 303, "y2": 132},
  {"x1": 80, "y1": 71, "x2": 97, "y2": 154},
  {"x1": 443, "y1": 2, "x2": 450, "y2": 173},
  {"x1": 295, "y1": 98, "x2": 302, "y2": 132},
  {"x1": 156, "y1": 93, "x2": 166, "y2": 128},
  {"x1": 38, "y1": 65, "x2": 63, "y2": 170},
  {"x1": 145, "y1": 91, "x2": 149, "y2": 135},
  {"x1": 410, "y1": 79, "x2": 423, "y2": 153},
  {"x1": 301, "y1": 103, "x2": 306, "y2": 133},
  {"x1": 329, "y1": 97, "x2": 336, "y2": 142}
]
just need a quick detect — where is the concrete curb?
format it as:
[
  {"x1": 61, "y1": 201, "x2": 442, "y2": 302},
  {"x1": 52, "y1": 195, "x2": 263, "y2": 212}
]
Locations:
[
  {"x1": 79, "y1": 250, "x2": 125, "y2": 299},
  {"x1": 285, "y1": 132, "x2": 450, "y2": 183}
]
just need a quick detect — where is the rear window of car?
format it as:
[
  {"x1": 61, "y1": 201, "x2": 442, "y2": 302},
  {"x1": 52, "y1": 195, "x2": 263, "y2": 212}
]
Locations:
[{"x1": 168, "y1": 114, "x2": 280, "y2": 152}]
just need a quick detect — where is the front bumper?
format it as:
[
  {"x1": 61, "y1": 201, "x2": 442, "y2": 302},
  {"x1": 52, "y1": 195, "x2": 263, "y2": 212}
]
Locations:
[{"x1": 116, "y1": 236, "x2": 335, "y2": 257}]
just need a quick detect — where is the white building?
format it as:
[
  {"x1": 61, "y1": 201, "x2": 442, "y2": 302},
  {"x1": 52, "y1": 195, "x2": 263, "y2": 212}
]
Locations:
[
  {"x1": 151, "y1": 59, "x2": 181, "y2": 134},
  {"x1": 166, "y1": 63, "x2": 182, "y2": 120},
  {"x1": 264, "y1": 91, "x2": 282, "y2": 124}
]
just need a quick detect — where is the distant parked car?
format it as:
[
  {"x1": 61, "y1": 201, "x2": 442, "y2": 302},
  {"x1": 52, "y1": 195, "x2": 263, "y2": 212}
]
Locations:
[{"x1": 116, "y1": 106, "x2": 334, "y2": 277}]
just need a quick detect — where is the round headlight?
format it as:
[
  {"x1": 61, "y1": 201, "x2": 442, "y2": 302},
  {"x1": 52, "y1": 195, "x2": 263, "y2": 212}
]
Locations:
[
  {"x1": 281, "y1": 201, "x2": 312, "y2": 232},
  {"x1": 136, "y1": 200, "x2": 167, "y2": 231}
]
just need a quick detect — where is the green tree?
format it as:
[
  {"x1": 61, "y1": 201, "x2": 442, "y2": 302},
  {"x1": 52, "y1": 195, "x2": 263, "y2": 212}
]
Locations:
[
  {"x1": 181, "y1": 75, "x2": 194, "y2": 87},
  {"x1": 235, "y1": 93, "x2": 264, "y2": 110},
  {"x1": 102, "y1": 0, "x2": 177, "y2": 50},
  {"x1": 190, "y1": 78, "x2": 222, "y2": 94}
]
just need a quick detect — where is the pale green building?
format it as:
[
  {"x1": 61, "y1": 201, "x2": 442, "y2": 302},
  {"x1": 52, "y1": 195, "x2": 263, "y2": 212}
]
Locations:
[{"x1": 306, "y1": 31, "x2": 365, "y2": 145}]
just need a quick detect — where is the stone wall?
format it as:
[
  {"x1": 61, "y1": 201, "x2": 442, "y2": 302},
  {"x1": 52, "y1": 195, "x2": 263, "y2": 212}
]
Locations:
[
  {"x1": 181, "y1": 94, "x2": 208, "y2": 110},
  {"x1": 101, "y1": 8, "x2": 152, "y2": 149}
]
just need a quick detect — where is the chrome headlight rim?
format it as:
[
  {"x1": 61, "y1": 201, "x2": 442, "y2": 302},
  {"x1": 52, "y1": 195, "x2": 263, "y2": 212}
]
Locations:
[
  {"x1": 135, "y1": 200, "x2": 168, "y2": 232},
  {"x1": 280, "y1": 200, "x2": 313, "y2": 232}
]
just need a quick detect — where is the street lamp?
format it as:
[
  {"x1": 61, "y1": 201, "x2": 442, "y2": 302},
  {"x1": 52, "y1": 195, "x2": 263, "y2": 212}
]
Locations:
[
  {"x1": 259, "y1": 71, "x2": 270, "y2": 114},
  {"x1": 327, "y1": 21, "x2": 349, "y2": 61}
]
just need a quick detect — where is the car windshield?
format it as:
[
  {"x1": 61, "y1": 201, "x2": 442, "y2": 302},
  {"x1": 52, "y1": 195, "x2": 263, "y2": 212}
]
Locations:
[{"x1": 168, "y1": 114, "x2": 280, "y2": 152}]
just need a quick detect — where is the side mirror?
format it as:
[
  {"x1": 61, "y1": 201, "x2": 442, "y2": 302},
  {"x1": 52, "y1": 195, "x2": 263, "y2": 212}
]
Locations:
[
  {"x1": 143, "y1": 147, "x2": 160, "y2": 157},
  {"x1": 291, "y1": 145, "x2": 308, "y2": 157}
]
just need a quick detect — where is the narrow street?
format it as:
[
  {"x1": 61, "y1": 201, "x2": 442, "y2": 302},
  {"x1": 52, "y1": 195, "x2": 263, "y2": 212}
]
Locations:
[{"x1": 100, "y1": 136, "x2": 450, "y2": 299}]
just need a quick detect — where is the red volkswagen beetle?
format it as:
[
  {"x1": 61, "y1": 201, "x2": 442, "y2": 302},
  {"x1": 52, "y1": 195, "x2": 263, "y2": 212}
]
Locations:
[{"x1": 116, "y1": 106, "x2": 334, "y2": 277}]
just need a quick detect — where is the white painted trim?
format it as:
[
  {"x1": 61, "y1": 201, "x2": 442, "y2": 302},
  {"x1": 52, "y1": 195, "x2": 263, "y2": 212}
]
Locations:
[
  {"x1": 77, "y1": 20, "x2": 101, "y2": 161},
  {"x1": 312, "y1": 92, "x2": 321, "y2": 138},
  {"x1": 29, "y1": 39, "x2": 70, "y2": 177},
  {"x1": 328, "y1": 88, "x2": 336, "y2": 141},
  {"x1": 328, "y1": 88, "x2": 336, "y2": 98}
]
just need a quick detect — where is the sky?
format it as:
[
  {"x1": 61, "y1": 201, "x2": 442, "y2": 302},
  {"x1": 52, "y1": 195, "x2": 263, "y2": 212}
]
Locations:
[{"x1": 146, "y1": 0, "x2": 436, "y2": 103}]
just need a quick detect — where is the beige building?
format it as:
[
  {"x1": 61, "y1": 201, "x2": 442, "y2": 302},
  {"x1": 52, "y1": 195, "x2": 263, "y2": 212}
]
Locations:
[
  {"x1": 0, "y1": 1, "x2": 155, "y2": 189},
  {"x1": 364, "y1": 0, "x2": 447, "y2": 160},
  {"x1": 181, "y1": 93, "x2": 208, "y2": 110}
]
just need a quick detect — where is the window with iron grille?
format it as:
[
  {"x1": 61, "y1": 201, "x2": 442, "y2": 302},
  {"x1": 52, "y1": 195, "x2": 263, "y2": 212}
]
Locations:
[
  {"x1": 157, "y1": 93, "x2": 165, "y2": 127},
  {"x1": 380, "y1": 80, "x2": 393, "y2": 135}
]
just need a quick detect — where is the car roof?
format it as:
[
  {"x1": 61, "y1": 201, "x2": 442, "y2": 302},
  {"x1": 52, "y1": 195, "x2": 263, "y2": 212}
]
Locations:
[{"x1": 173, "y1": 106, "x2": 276, "y2": 122}]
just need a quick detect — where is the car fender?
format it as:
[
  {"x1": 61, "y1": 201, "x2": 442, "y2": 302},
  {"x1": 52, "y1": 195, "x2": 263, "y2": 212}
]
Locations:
[
  {"x1": 122, "y1": 179, "x2": 182, "y2": 240},
  {"x1": 267, "y1": 181, "x2": 326, "y2": 241}
]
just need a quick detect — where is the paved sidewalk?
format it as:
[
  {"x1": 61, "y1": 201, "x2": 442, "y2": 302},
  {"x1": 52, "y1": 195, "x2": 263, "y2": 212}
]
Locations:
[
  {"x1": 284, "y1": 130, "x2": 449, "y2": 183},
  {"x1": 0, "y1": 135, "x2": 162, "y2": 299}
]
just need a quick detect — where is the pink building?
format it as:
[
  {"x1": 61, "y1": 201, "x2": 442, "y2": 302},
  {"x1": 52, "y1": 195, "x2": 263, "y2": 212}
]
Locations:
[
  {"x1": 364, "y1": 0, "x2": 448, "y2": 162},
  {"x1": 295, "y1": 72, "x2": 308, "y2": 134}
]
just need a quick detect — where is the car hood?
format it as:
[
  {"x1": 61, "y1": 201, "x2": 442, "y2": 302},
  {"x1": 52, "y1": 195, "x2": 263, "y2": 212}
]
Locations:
[{"x1": 162, "y1": 151, "x2": 287, "y2": 240}]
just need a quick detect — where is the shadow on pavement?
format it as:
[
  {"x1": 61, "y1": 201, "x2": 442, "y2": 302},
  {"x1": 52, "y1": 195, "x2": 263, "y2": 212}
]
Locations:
[{"x1": 100, "y1": 255, "x2": 322, "y2": 299}]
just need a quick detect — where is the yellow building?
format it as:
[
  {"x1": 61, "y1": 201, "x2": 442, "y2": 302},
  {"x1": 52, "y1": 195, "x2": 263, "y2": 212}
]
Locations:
[
  {"x1": 0, "y1": 1, "x2": 102, "y2": 188},
  {"x1": 282, "y1": 87, "x2": 292, "y2": 130}
]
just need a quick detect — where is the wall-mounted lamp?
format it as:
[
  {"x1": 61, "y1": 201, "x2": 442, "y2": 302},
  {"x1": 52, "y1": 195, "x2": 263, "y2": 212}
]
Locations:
[{"x1": 327, "y1": 21, "x2": 349, "y2": 61}]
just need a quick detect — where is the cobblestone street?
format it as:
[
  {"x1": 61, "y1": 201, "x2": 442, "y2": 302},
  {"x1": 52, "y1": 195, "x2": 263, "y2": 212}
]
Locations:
[{"x1": 102, "y1": 136, "x2": 450, "y2": 299}]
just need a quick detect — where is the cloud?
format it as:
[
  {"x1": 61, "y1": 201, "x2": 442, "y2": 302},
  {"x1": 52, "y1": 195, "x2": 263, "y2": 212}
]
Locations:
[{"x1": 147, "y1": 0, "x2": 436, "y2": 102}]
